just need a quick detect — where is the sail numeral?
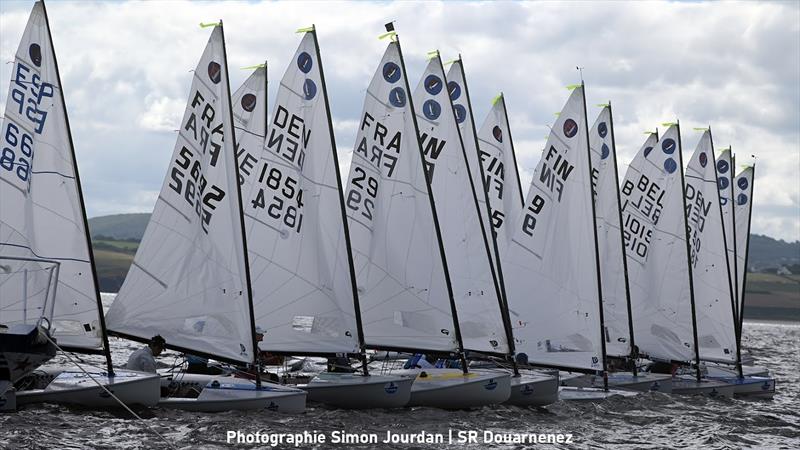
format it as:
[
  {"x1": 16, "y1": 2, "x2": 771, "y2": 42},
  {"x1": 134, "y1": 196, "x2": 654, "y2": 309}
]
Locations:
[
  {"x1": 168, "y1": 146, "x2": 227, "y2": 233},
  {"x1": 1, "y1": 121, "x2": 33, "y2": 183},
  {"x1": 251, "y1": 160, "x2": 304, "y2": 233},
  {"x1": 10, "y1": 62, "x2": 53, "y2": 134},
  {"x1": 522, "y1": 195, "x2": 545, "y2": 237},
  {"x1": 346, "y1": 166, "x2": 378, "y2": 221}
]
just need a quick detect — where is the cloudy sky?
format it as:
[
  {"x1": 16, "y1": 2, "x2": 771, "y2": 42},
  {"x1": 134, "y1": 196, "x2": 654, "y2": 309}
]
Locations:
[{"x1": 1, "y1": 0, "x2": 798, "y2": 242}]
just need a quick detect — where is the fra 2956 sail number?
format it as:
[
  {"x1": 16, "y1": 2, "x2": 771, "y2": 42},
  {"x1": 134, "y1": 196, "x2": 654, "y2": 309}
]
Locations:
[
  {"x1": 250, "y1": 161, "x2": 304, "y2": 233},
  {"x1": 169, "y1": 146, "x2": 226, "y2": 234},
  {"x1": 346, "y1": 166, "x2": 378, "y2": 221}
]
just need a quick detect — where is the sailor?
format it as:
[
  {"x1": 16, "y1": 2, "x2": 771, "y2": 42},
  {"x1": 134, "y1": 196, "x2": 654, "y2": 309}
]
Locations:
[{"x1": 126, "y1": 335, "x2": 165, "y2": 373}]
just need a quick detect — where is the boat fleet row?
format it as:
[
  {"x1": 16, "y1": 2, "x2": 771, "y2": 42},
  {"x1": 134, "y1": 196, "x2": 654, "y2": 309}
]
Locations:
[{"x1": 1, "y1": 1, "x2": 774, "y2": 414}]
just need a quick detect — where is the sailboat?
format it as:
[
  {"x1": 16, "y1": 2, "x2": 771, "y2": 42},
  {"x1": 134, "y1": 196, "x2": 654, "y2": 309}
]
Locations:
[
  {"x1": 105, "y1": 21, "x2": 306, "y2": 413},
  {"x1": 231, "y1": 26, "x2": 413, "y2": 409},
  {"x1": 501, "y1": 85, "x2": 636, "y2": 402},
  {"x1": 5, "y1": 1, "x2": 159, "y2": 409},
  {"x1": 705, "y1": 157, "x2": 775, "y2": 397},
  {"x1": 344, "y1": 30, "x2": 508, "y2": 409},
  {"x1": 445, "y1": 60, "x2": 559, "y2": 406},
  {"x1": 561, "y1": 107, "x2": 672, "y2": 393},
  {"x1": 405, "y1": 51, "x2": 512, "y2": 405},
  {"x1": 620, "y1": 123, "x2": 733, "y2": 397}
]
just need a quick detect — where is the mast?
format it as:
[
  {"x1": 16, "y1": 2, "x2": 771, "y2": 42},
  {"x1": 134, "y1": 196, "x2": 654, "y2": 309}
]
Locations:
[
  {"x1": 709, "y1": 130, "x2": 742, "y2": 378},
  {"x1": 219, "y1": 20, "x2": 260, "y2": 388},
  {"x1": 675, "y1": 121, "x2": 702, "y2": 382},
  {"x1": 607, "y1": 102, "x2": 637, "y2": 376},
  {"x1": 41, "y1": 0, "x2": 113, "y2": 374},
  {"x1": 312, "y1": 26, "x2": 369, "y2": 376},
  {"x1": 499, "y1": 96, "x2": 525, "y2": 207},
  {"x1": 457, "y1": 60, "x2": 519, "y2": 376},
  {"x1": 395, "y1": 36, "x2": 467, "y2": 373},
  {"x1": 581, "y1": 83, "x2": 608, "y2": 390},
  {"x1": 438, "y1": 55, "x2": 512, "y2": 368},
  {"x1": 738, "y1": 163, "x2": 755, "y2": 376}
]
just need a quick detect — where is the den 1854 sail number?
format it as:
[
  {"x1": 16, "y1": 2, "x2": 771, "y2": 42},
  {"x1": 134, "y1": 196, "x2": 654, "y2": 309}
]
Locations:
[{"x1": 250, "y1": 161, "x2": 304, "y2": 233}]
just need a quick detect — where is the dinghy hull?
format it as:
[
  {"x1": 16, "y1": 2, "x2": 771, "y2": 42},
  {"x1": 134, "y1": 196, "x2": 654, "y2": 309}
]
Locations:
[
  {"x1": 560, "y1": 372, "x2": 673, "y2": 393},
  {"x1": 300, "y1": 373, "x2": 413, "y2": 409},
  {"x1": 558, "y1": 386, "x2": 639, "y2": 402},
  {"x1": 505, "y1": 373, "x2": 559, "y2": 407},
  {"x1": 401, "y1": 369, "x2": 511, "y2": 409},
  {"x1": 671, "y1": 377, "x2": 735, "y2": 398},
  {"x1": 160, "y1": 374, "x2": 306, "y2": 413},
  {"x1": 16, "y1": 369, "x2": 160, "y2": 407},
  {"x1": 710, "y1": 375, "x2": 776, "y2": 399}
]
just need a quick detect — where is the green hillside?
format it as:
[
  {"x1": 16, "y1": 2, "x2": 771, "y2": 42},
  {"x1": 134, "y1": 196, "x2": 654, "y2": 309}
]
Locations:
[{"x1": 88, "y1": 213, "x2": 150, "y2": 241}]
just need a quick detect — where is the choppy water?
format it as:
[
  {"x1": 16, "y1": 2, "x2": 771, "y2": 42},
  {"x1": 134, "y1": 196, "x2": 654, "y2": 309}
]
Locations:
[{"x1": 2, "y1": 320, "x2": 799, "y2": 449}]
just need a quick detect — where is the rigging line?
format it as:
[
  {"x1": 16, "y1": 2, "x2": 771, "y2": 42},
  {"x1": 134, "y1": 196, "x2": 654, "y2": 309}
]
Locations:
[{"x1": 42, "y1": 334, "x2": 176, "y2": 449}]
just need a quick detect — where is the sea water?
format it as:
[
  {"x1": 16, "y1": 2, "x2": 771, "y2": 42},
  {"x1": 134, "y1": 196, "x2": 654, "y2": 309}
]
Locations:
[{"x1": 1, "y1": 303, "x2": 798, "y2": 449}]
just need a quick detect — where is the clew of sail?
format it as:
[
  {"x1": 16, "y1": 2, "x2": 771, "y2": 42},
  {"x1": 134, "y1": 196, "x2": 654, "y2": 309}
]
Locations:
[
  {"x1": 684, "y1": 130, "x2": 737, "y2": 363},
  {"x1": 344, "y1": 41, "x2": 458, "y2": 353},
  {"x1": 733, "y1": 166, "x2": 754, "y2": 321},
  {"x1": 502, "y1": 86, "x2": 604, "y2": 371},
  {"x1": 412, "y1": 55, "x2": 507, "y2": 355},
  {"x1": 107, "y1": 25, "x2": 255, "y2": 364},
  {"x1": 242, "y1": 31, "x2": 360, "y2": 354},
  {"x1": 0, "y1": 1, "x2": 103, "y2": 351},
  {"x1": 621, "y1": 126, "x2": 696, "y2": 363},
  {"x1": 588, "y1": 106, "x2": 631, "y2": 359}
]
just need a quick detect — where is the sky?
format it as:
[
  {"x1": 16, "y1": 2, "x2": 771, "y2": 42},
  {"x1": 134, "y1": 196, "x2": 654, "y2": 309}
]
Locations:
[{"x1": 1, "y1": 0, "x2": 799, "y2": 242}]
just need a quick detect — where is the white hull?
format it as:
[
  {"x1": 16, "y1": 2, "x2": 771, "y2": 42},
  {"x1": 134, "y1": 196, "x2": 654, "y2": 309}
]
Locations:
[
  {"x1": 672, "y1": 377, "x2": 736, "y2": 398},
  {"x1": 299, "y1": 372, "x2": 413, "y2": 409},
  {"x1": 160, "y1": 373, "x2": 306, "y2": 413},
  {"x1": 398, "y1": 369, "x2": 511, "y2": 409},
  {"x1": 558, "y1": 386, "x2": 639, "y2": 402},
  {"x1": 561, "y1": 372, "x2": 673, "y2": 393},
  {"x1": 16, "y1": 369, "x2": 160, "y2": 407},
  {"x1": 505, "y1": 373, "x2": 559, "y2": 407},
  {"x1": 710, "y1": 375, "x2": 776, "y2": 399}
]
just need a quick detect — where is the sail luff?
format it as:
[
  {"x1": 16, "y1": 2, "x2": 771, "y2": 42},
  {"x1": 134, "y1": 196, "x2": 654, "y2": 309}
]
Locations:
[
  {"x1": 675, "y1": 122, "x2": 702, "y2": 381},
  {"x1": 499, "y1": 96, "x2": 525, "y2": 209},
  {"x1": 454, "y1": 58, "x2": 517, "y2": 364},
  {"x1": 708, "y1": 130, "x2": 741, "y2": 374},
  {"x1": 581, "y1": 83, "x2": 608, "y2": 389},
  {"x1": 311, "y1": 26, "x2": 369, "y2": 375},
  {"x1": 40, "y1": 0, "x2": 111, "y2": 371},
  {"x1": 607, "y1": 102, "x2": 637, "y2": 374},
  {"x1": 219, "y1": 21, "x2": 259, "y2": 386},
  {"x1": 395, "y1": 39, "x2": 466, "y2": 371}
]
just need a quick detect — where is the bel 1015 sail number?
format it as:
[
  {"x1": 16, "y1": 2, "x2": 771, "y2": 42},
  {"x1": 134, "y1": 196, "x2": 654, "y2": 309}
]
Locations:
[{"x1": 250, "y1": 161, "x2": 304, "y2": 233}]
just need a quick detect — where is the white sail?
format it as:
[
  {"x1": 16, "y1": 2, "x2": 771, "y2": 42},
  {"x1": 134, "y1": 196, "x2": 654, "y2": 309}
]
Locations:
[
  {"x1": 476, "y1": 96, "x2": 525, "y2": 262},
  {"x1": 621, "y1": 126, "x2": 695, "y2": 363},
  {"x1": 107, "y1": 25, "x2": 254, "y2": 364},
  {"x1": 502, "y1": 86, "x2": 604, "y2": 371},
  {"x1": 242, "y1": 31, "x2": 360, "y2": 354},
  {"x1": 412, "y1": 56, "x2": 507, "y2": 354},
  {"x1": 445, "y1": 61, "x2": 495, "y2": 274},
  {"x1": 344, "y1": 41, "x2": 458, "y2": 353},
  {"x1": 733, "y1": 166, "x2": 754, "y2": 316},
  {"x1": 588, "y1": 106, "x2": 631, "y2": 358},
  {"x1": 231, "y1": 65, "x2": 267, "y2": 195},
  {"x1": 715, "y1": 149, "x2": 737, "y2": 317},
  {"x1": 684, "y1": 130, "x2": 737, "y2": 363},
  {"x1": 0, "y1": 2, "x2": 103, "y2": 351}
]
